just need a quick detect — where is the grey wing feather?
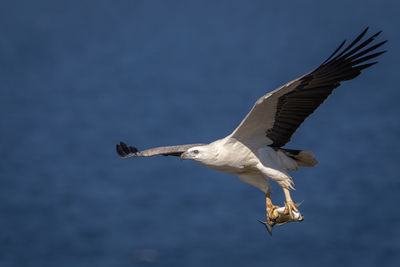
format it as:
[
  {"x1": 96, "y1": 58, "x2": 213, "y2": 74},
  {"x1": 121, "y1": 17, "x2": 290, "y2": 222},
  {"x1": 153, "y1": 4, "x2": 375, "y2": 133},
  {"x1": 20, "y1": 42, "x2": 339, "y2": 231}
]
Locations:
[{"x1": 116, "y1": 142, "x2": 204, "y2": 158}]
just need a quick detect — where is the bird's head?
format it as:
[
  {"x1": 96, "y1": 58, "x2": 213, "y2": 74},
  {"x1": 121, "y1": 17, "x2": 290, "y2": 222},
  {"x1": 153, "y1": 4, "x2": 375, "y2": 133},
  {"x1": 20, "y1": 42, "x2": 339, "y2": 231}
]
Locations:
[
  {"x1": 180, "y1": 142, "x2": 221, "y2": 167},
  {"x1": 180, "y1": 146, "x2": 206, "y2": 162}
]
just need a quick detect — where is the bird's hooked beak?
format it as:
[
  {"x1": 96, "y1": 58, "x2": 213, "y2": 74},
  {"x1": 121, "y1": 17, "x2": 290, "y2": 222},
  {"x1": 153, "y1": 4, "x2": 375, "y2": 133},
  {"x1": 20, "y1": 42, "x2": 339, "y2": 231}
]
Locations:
[{"x1": 180, "y1": 152, "x2": 188, "y2": 160}]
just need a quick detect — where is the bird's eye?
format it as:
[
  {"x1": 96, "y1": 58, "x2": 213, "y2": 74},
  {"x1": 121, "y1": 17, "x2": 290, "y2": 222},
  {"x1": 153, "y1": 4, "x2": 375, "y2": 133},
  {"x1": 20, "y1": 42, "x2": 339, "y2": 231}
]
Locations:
[{"x1": 193, "y1": 150, "x2": 199, "y2": 154}]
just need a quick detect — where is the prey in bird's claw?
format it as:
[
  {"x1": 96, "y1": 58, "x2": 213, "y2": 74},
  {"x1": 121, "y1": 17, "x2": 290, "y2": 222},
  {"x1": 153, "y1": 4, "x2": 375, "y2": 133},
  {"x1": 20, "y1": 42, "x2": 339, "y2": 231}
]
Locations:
[{"x1": 259, "y1": 204, "x2": 304, "y2": 235}]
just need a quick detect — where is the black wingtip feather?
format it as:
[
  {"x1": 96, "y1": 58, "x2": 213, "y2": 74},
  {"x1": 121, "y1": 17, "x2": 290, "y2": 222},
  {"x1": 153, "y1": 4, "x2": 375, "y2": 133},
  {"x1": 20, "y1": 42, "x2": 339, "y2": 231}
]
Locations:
[
  {"x1": 330, "y1": 27, "x2": 370, "y2": 62},
  {"x1": 120, "y1": 142, "x2": 130, "y2": 154},
  {"x1": 339, "y1": 30, "x2": 383, "y2": 61},
  {"x1": 129, "y1": 146, "x2": 139, "y2": 153},
  {"x1": 347, "y1": 40, "x2": 388, "y2": 62},
  {"x1": 322, "y1": 39, "x2": 346, "y2": 65},
  {"x1": 354, "y1": 61, "x2": 378, "y2": 71},
  {"x1": 352, "y1": 51, "x2": 387, "y2": 66},
  {"x1": 318, "y1": 28, "x2": 386, "y2": 78},
  {"x1": 116, "y1": 141, "x2": 139, "y2": 158},
  {"x1": 116, "y1": 143, "x2": 126, "y2": 157}
]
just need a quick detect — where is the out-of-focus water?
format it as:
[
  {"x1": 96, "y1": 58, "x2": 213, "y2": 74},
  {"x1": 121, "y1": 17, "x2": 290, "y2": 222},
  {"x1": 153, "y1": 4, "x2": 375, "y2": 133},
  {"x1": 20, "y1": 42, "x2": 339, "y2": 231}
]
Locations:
[{"x1": 1, "y1": 1, "x2": 400, "y2": 266}]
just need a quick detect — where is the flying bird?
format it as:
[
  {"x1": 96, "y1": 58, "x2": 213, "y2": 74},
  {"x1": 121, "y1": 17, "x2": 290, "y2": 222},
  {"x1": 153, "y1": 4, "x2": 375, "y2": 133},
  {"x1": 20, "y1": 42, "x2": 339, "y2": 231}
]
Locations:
[{"x1": 117, "y1": 28, "x2": 386, "y2": 234}]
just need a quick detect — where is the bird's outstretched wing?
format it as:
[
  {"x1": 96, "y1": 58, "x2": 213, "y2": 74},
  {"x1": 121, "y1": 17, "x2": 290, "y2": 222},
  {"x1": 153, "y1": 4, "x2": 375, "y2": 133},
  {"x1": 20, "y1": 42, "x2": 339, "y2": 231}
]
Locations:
[
  {"x1": 116, "y1": 142, "x2": 204, "y2": 158},
  {"x1": 230, "y1": 27, "x2": 387, "y2": 148}
]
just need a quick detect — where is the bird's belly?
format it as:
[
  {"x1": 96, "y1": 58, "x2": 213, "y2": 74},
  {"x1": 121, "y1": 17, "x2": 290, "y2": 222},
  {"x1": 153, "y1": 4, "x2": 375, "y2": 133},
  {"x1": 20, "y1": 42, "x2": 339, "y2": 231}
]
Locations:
[
  {"x1": 204, "y1": 163, "x2": 247, "y2": 174},
  {"x1": 201, "y1": 154, "x2": 257, "y2": 174}
]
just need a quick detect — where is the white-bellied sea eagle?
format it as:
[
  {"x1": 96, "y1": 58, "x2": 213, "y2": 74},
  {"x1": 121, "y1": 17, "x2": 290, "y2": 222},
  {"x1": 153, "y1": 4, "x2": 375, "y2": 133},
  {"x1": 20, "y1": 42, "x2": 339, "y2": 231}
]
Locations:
[{"x1": 116, "y1": 28, "x2": 386, "y2": 235}]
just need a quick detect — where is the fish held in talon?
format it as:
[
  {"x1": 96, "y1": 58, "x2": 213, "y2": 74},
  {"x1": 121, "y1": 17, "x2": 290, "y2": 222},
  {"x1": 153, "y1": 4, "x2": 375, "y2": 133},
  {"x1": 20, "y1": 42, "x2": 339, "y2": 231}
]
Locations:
[
  {"x1": 260, "y1": 206, "x2": 304, "y2": 234},
  {"x1": 273, "y1": 206, "x2": 304, "y2": 224},
  {"x1": 260, "y1": 205, "x2": 304, "y2": 235}
]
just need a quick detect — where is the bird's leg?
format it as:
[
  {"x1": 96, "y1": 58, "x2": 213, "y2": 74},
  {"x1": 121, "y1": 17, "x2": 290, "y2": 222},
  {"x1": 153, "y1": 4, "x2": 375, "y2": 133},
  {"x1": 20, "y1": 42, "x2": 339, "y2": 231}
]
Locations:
[
  {"x1": 266, "y1": 191, "x2": 279, "y2": 224},
  {"x1": 258, "y1": 186, "x2": 279, "y2": 235},
  {"x1": 258, "y1": 191, "x2": 278, "y2": 235},
  {"x1": 283, "y1": 187, "x2": 299, "y2": 219}
]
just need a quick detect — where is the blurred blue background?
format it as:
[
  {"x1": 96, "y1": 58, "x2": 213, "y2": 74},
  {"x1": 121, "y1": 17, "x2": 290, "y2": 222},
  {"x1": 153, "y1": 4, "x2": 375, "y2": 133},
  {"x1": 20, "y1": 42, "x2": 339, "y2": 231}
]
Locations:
[{"x1": 1, "y1": 0, "x2": 399, "y2": 266}]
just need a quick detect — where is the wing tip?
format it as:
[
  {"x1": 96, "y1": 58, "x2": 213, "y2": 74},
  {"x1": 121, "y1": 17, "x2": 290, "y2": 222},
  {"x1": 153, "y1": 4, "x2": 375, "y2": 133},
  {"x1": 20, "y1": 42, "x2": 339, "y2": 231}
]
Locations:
[
  {"x1": 116, "y1": 141, "x2": 139, "y2": 158},
  {"x1": 319, "y1": 27, "x2": 387, "y2": 74}
]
